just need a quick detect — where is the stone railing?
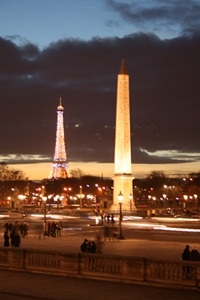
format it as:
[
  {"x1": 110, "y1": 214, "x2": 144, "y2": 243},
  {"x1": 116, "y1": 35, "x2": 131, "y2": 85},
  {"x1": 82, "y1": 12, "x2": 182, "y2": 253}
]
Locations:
[{"x1": 0, "y1": 247, "x2": 200, "y2": 290}]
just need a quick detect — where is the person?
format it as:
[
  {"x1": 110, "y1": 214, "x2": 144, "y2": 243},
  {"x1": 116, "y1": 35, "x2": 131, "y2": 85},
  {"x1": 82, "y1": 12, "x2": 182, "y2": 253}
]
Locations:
[
  {"x1": 182, "y1": 245, "x2": 190, "y2": 261},
  {"x1": 106, "y1": 214, "x2": 110, "y2": 223},
  {"x1": 89, "y1": 241, "x2": 96, "y2": 253},
  {"x1": 190, "y1": 249, "x2": 200, "y2": 261},
  {"x1": 182, "y1": 245, "x2": 190, "y2": 277},
  {"x1": 14, "y1": 232, "x2": 21, "y2": 247},
  {"x1": 3, "y1": 222, "x2": 13, "y2": 235},
  {"x1": 14, "y1": 221, "x2": 20, "y2": 233},
  {"x1": 56, "y1": 221, "x2": 62, "y2": 237},
  {"x1": 52, "y1": 222, "x2": 56, "y2": 237},
  {"x1": 88, "y1": 241, "x2": 97, "y2": 265},
  {"x1": 10, "y1": 230, "x2": 16, "y2": 247},
  {"x1": 80, "y1": 239, "x2": 88, "y2": 252},
  {"x1": 111, "y1": 226, "x2": 119, "y2": 241},
  {"x1": 4, "y1": 231, "x2": 10, "y2": 247},
  {"x1": 8, "y1": 222, "x2": 13, "y2": 235},
  {"x1": 20, "y1": 222, "x2": 24, "y2": 237},
  {"x1": 95, "y1": 235, "x2": 104, "y2": 254},
  {"x1": 111, "y1": 214, "x2": 115, "y2": 224},
  {"x1": 23, "y1": 221, "x2": 29, "y2": 238},
  {"x1": 104, "y1": 224, "x2": 110, "y2": 241}
]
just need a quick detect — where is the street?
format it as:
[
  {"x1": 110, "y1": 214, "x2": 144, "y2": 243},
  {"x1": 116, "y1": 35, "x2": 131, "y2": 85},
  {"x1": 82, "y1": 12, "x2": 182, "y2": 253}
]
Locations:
[{"x1": 1, "y1": 215, "x2": 200, "y2": 261}]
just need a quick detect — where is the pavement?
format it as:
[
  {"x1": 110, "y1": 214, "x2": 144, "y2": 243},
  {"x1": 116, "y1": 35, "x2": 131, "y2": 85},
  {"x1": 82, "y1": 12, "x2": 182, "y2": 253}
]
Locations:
[
  {"x1": 0, "y1": 223, "x2": 200, "y2": 299},
  {"x1": 0, "y1": 269, "x2": 200, "y2": 300},
  {"x1": 0, "y1": 223, "x2": 199, "y2": 261}
]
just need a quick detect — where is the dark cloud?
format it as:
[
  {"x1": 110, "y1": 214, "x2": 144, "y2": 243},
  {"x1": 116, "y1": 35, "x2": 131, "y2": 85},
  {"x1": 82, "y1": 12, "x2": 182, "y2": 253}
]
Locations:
[
  {"x1": 0, "y1": 30, "x2": 200, "y2": 165},
  {"x1": 105, "y1": 0, "x2": 200, "y2": 36}
]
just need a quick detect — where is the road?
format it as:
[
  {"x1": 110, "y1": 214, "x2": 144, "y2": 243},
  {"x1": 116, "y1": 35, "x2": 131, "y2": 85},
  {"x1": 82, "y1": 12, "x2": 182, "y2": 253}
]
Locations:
[
  {"x1": 1, "y1": 214, "x2": 200, "y2": 299},
  {"x1": 1, "y1": 214, "x2": 200, "y2": 261}
]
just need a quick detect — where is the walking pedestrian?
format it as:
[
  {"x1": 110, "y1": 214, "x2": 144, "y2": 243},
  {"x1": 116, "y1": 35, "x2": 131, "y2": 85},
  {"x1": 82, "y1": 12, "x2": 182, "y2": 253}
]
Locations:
[
  {"x1": 4, "y1": 231, "x2": 10, "y2": 247},
  {"x1": 182, "y1": 244, "x2": 191, "y2": 277},
  {"x1": 14, "y1": 232, "x2": 21, "y2": 247},
  {"x1": 89, "y1": 241, "x2": 97, "y2": 253},
  {"x1": 80, "y1": 239, "x2": 89, "y2": 252},
  {"x1": 182, "y1": 245, "x2": 190, "y2": 261}
]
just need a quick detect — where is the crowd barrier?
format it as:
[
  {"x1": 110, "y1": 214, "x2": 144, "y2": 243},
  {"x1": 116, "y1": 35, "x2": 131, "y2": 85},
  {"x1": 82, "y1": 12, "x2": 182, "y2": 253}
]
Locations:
[{"x1": 0, "y1": 247, "x2": 200, "y2": 290}]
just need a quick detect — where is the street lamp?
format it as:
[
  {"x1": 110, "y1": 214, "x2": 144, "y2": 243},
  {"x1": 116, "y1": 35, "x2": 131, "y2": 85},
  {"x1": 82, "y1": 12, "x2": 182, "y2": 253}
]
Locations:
[
  {"x1": 163, "y1": 194, "x2": 167, "y2": 213},
  {"x1": 54, "y1": 195, "x2": 60, "y2": 211},
  {"x1": 7, "y1": 197, "x2": 11, "y2": 210},
  {"x1": 42, "y1": 196, "x2": 47, "y2": 236},
  {"x1": 129, "y1": 194, "x2": 133, "y2": 211},
  {"x1": 194, "y1": 194, "x2": 198, "y2": 211},
  {"x1": 183, "y1": 195, "x2": 188, "y2": 209},
  {"x1": 18, "y1": 194, "x2": 26, "y2": 209},
  {"x1": 118, "y1": 191, "x2": 124, "y2": 240}
]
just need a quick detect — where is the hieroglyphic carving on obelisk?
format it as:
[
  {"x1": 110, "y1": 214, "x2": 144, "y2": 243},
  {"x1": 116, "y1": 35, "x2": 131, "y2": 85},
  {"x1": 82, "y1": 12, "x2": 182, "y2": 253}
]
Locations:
[{"x1": 112, "y1": 60, "x2": 135, "y2": 210}]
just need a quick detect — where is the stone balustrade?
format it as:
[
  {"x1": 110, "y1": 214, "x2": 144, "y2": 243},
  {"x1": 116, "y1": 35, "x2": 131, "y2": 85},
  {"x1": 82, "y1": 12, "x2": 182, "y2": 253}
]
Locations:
[{"x1": 0, "y1": 247, "x2": 200, "y2": 290}]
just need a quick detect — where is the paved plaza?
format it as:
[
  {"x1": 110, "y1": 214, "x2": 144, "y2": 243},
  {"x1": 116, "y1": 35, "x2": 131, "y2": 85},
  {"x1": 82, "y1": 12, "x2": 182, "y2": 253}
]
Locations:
[
  {"x1": 1, "y1": 225, "x2": 199, "y2": 261},
  {"x1": 1, "y1": 223, "x2": 200, "y2": 299},
  {"x1": 0, "y1": 269, "x2": 200, "y2": 300}
]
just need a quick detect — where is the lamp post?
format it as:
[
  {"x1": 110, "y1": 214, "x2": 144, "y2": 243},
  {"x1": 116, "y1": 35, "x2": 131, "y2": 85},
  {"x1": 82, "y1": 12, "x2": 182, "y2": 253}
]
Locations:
[
  {"x1": 79, "y1": 186, "x2": 83, "y2": 208},
  {"x1": 18, "y1": 194, "x2": 26, "y2": 210},
  {"x1": 118, "y1": 191, "x2": 124, "y2": 240},
  {"x1": 163, "y1": 194, "x2": 167, "y2": 213},
  {"x1": 183, "y1": 195, "x2": 188, "y2": 209},
  {"x1": 7, "y1": 197, "x2": 11, "y2": 210},
  {"x1": 194, "y1": 194, "x2": 198, "y2": 212},
  {"x1": 129, "y1": 194, "x2": 132, "y2": 211},
  {"x1": 42, "y1": 196, "x2": 47, "y2": 235},
  {"x1": 55, "y1": 195, "x2": 60, "y2": 211}
]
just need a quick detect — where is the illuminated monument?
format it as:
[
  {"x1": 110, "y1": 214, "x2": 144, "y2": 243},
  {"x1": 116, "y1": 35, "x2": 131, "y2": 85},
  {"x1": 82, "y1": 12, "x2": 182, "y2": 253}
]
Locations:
[
  {"x1": 112, "y1": 60, "x2": 135, "y2": 210},
  {"x1": 48, "y1": 97, "x2": 69, "y2": 179}
]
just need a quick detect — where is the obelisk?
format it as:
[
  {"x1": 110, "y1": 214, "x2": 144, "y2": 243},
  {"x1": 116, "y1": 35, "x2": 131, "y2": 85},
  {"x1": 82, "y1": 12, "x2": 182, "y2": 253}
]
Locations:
[{"x1": 112, "y1": 59, "x2": 135, "y2": 210}]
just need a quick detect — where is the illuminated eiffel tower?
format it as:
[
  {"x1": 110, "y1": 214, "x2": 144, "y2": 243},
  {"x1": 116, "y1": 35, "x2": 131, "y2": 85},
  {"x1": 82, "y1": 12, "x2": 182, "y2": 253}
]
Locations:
[{"x1": 48, "y1": 97, "x2": 69, "y2": 179}]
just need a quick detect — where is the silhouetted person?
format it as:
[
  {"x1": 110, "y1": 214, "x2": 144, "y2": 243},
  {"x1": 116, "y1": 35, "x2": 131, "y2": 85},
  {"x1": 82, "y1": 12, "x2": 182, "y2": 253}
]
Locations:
[
  {"x1": 14, "y1": 232, "x2": 21, "y2": 247},
  {"x1": 80, "y1": 239, "x2": 88, "y2": 252},
  {"x1": 10, "y1": 230, "x2": 15, "y2": 247},
  {"x1": 4, "y1": 231, "x2": 10, "y2": 247},
  {"x1": 182, "y1": 245, "x2": 190, "y2": 277},
  {"x1": 104, "y1": 225, "x2": 110, "y2": 241},
  {"x1": 182, "y1": 245, "x2": 190, "y2": 261},
  {"x1": 88, "y1": 241, "x2": 96, "y2": 253},
  {"x1": 111, "y1": 214, "x2": 115, "y2": 224}
]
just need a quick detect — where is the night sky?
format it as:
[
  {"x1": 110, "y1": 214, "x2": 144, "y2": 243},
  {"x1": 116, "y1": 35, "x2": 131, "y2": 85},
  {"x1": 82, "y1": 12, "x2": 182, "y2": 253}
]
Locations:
[{"x1": 0, "y1": 0, "x2": 200, "y2": 178}]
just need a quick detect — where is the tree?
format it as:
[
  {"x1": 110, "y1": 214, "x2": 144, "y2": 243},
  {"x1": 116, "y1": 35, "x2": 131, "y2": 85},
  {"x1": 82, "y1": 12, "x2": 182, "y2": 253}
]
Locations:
[
  {"x1": 70, "y1": 168, "x2": 84, "y2": 179},
  {"x1": 145, "y1": 170, "x2": 168, "y2": 198},
  {"x1": 0, "y1": 163, "x2": 26, "y2": 181},
  {"x1": 146, "y1": 171, "x2": 167, "y2": 186}
]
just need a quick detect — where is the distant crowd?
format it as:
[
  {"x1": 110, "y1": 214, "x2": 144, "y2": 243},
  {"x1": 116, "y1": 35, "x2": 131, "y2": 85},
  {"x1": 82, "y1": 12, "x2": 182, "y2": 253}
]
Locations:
[
  {"x1": 44, "y1": 221, "x2": 63, "y2": 237},
  {"x1": 3, "y1": 221, "x2": 29, "y2": 247}
]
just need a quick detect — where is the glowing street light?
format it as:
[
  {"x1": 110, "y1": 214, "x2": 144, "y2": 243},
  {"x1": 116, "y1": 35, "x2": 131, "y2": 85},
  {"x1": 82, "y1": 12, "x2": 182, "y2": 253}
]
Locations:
[
  {"x1": 78, "y1": 186, "x2": 85, "y2": 208},
  {"x1": 163, "y1": 194, "x2": 167, "y2": 212},
  {"x1": 7, "y1": 197, "x2": 11, "y2": 210},
  {"x1": 118, "y1": 191, "x2": 124, "y2": 240},
  {"x1": 42, "y1": 196, "x2": 47, "y2": 236},
  {"x1": 129, "y1": 194, "x2": 133, "y2": 211},
  {"x1": 54, "y1": 195, "x2": 60, "y2": 211},
  {"x1": 194, "y1": 194, "x2": 198, "y2": 211},
  {"x1": 183, "y1": 195, "x2": 188, "y2": 209}
]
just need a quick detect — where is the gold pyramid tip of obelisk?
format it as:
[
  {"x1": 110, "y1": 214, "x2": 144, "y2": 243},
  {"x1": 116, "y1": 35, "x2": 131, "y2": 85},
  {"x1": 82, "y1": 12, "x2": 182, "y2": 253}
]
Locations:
[{"x1": 119, "y1": 59, "x2": 128, "y2": 75}]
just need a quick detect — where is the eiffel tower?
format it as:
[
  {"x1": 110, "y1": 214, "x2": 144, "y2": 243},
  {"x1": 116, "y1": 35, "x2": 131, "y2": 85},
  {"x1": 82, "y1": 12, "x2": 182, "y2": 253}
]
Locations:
[{"x1": 48, "y1": 97, "x2": 69, "y2": 179}]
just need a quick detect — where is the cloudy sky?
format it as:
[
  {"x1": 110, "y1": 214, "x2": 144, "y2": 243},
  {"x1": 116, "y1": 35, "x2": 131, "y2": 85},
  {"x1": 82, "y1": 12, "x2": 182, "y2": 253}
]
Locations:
[{"x1": 0, "y1": 0, "x2": 200, "y2": 179}]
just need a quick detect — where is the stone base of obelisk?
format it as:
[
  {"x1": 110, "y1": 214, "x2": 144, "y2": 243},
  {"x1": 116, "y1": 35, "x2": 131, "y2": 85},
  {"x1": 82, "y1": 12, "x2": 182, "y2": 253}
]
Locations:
[{"x1": 111, "y1": 174, "x2": 136, "y2": 211}]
